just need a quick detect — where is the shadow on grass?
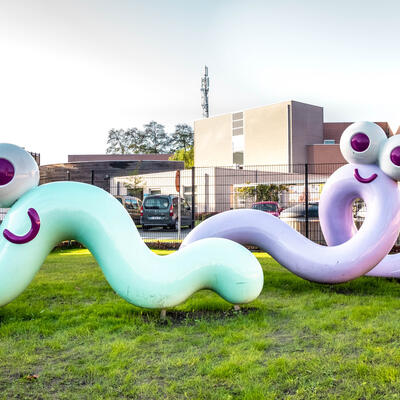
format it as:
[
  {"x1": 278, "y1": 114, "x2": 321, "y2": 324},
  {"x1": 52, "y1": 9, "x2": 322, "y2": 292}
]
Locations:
[
  {"x1": 0, "y1": 299, "x2": 265, "y2": 328},
  {"x1": 146, "y1": 307, "x2": 259, "y2": 326},
  {"x1": 263, "y1": 267, "x2": 400, "y2": 298}
]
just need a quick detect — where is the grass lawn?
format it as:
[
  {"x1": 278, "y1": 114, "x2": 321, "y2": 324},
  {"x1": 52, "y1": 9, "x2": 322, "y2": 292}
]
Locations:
[{"x1": 1, "y1": 249, "x2": 400, "y2": 399}]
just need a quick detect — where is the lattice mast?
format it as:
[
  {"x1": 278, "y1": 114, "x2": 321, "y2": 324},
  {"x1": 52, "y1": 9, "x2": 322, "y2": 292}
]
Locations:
[{"x1": 201, "y1": 65, "x2": 209, "y2": 118}]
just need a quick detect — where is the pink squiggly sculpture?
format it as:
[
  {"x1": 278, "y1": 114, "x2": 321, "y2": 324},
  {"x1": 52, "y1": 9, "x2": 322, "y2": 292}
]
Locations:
[
  {"x1": 320, "y1": 123, "x2": 400, "y2": 278},
  {"x1": 182, "y1": 121, "x2": 400, "y2": 283}
]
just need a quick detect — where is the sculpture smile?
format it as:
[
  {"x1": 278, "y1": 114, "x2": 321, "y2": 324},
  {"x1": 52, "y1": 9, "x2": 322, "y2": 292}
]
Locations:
[
  {"x1": 354, "y1": 168, "x2": 377, "y2": 183},
  {"x1": 3, "y1": 208, "x2": 40, "y2": 244}
]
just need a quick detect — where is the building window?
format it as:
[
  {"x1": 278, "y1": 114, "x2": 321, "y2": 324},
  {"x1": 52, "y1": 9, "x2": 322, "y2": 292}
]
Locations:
[
  {"x1": 233, "y1": 127, "x2": 243, "y2": 135},
  {"x1": 232, "y1": 112, "x2": 244, "y2": 165},
  {"x1": 232, "y1": 135, "x2": 244, "y2": 164},
  {"x1": 232, "y1": 120, "x2": 243, "y2": 129},
  {"x1": 233, "y1": 151, "x2": 244, "y2": 164}
]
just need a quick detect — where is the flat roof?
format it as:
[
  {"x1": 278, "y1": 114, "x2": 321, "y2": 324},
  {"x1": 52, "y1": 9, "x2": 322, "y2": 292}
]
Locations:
[{"x1": 68, "y1": 154, "x2": 173, "y2": 162}]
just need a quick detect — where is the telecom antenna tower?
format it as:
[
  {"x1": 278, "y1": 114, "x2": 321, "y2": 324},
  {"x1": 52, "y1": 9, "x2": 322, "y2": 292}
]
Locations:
[{"x1": 201, "y1": 65, "x2": 209, "y2": 118}]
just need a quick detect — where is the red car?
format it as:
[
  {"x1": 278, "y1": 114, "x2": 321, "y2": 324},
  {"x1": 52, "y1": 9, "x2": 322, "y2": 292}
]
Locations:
[{"x1": 251, "y1": 201, "x2": 282, "y2": 217}]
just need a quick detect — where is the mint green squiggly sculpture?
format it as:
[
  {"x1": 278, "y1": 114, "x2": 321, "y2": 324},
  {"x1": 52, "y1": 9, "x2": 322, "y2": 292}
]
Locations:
[{"x1": 0, "y1": 144, "x2": 263, "y2": 308}]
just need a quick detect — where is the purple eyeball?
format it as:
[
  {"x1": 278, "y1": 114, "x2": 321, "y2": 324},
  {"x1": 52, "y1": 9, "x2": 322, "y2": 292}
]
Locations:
[
  {"x1": 390, "y1": 146, "x2": 400, "y2": 166},
  {"x1": 0, "y1": 158, "x2": 15, "y2": 185},
  {"x1": 351, "y1": 133, "x2": 370, "y2": 152}
]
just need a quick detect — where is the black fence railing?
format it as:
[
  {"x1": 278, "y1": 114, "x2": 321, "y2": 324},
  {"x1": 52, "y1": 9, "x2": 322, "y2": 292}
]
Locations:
[
  {"x1": 0, "y1": 160, "x2": 393, "y2": 249},
  {"x1": 2, "y1": 162, "x2": 378, "y2": 246},
  {"x1": 104, "y1": 163, "x2": 349, "y2": 244}
]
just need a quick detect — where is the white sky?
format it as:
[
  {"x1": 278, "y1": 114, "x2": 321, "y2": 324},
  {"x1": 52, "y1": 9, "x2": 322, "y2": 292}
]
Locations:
[{"x1": 1, "y1": 0, "x2": 399, "y2": 164}]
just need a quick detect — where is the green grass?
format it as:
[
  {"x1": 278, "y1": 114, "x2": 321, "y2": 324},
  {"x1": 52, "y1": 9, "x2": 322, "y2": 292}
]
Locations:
[{"x1": 1, "y1": 249, "x2": 400, "y2": 399}]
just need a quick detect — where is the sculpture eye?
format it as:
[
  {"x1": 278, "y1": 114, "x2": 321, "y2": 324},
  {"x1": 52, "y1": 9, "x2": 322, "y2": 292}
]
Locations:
[
  {"x1": 340, "y1": 121, "x2": 387, "y2": 164},
  {"x1": 0, "y1": 158, "x2": 15, "y2": 185},
  {"x1": 0, "y1": 144, "x2": 39, "y2": 207},
  {"x1": 390, "y1": 146, "x2": 400, "y2": 166},
  {"x1": 378, "y1": 135, "x2": 400, "y2": 181},
  {"x1": 350, "y1": 132, "x2": 370, "y2": 152}
]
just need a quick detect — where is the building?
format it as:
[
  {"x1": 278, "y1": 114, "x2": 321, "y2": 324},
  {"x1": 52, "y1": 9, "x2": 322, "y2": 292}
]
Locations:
[
  {"x1": 67, "y1": 153, "x2": 173, "y2": 162},
  {"x1": 194, "y1": 100, "x2": 393, "y2": 167},
  {"x1": 40, "y1": 153, "x2": 184, "y2": 192},
  {"x1": 309, "y1": 121, "x2": 393, "y2": 164}
]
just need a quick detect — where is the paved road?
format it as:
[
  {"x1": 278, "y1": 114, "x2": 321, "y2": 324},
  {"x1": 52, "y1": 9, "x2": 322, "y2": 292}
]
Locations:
[{"x1": 137, "y1": 227, "x2": 193, "y2": 240}]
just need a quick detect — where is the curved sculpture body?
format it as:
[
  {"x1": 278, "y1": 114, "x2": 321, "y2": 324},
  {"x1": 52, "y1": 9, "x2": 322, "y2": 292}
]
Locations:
[
  {"x1": 317, "y1": 122, "x2": 400, "y2": 278},
  {"x1": 0, "y1": 182, "x2": 263, "y2": 308},
  {"x1": 2, "y1": 120, "x2": 399, "y2": 309},
  {"x1": 319, "y1": 183, "x2": 400, "y2": 278},
  {"x1": 182, "y1": 163, "x2": 400, "y2": 283},
  {"x1": 183, "y1": 122, "x2": 400, "y2": 280}
]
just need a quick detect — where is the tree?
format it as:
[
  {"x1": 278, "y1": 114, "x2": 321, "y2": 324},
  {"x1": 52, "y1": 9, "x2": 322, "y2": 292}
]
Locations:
[
  {"x1": 107, "y1": 128, "x2": 149, "y2": 154},
  {"x1": 169, "y1": 124, "x2": 194, "y2": 152},
  {"x1": 125, "y1": 127, "x2": 148, "y2": 153},
  {"x1": 168, "y1": 124, "x2": 194, "y2": 168},
  {"x1": 106, "y1": 121, "x2": 192, "y2": 155},
  {"x1": 169, "y1": 146, "x2": 194, "y2": 168},
  {"x1": 106, "y1": 129, "x2": 130, "y2": 154},
  {"x1": 254, "y1": 184, "x2": 288, "y2": 202},
  {"x1": 237, "y1": 183, "x2": 288, "y2": 202},
  {"x1": 143, "y1": 121, "x2": 170, "y2": 154}
]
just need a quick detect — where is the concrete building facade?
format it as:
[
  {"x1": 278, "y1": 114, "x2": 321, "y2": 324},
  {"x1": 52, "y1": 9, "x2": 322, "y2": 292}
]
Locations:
[{"x1": 194, "y1": 100, "x2": 393, "y2": 167}]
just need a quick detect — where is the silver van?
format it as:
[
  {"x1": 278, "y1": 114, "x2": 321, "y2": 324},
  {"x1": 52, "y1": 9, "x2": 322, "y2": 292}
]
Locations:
[{"x1": 140, "y1": 195, "x2": 192, "y2": 230}]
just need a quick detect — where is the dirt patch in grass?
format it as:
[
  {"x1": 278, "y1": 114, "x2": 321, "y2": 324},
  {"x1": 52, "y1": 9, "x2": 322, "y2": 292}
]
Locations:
[{"x1": 143, "y1": 307, "x2": 259, "y2": 326}]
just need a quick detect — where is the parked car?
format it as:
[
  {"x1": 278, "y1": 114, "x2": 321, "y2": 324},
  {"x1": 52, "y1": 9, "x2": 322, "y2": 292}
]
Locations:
[
  {"x1": 140, "y1": 194, "x2": 192, "y2": 230},
  {"x1": 251, "y1": 201, "x2": 282, "y2": 217},
  {"x1": 279, "y1": 202, "x2": 325, "y2": 244},
  {"x1": 279, "y1": 202, "x2": 319, "y2": 219},
  {"x1": 114, "y1": 195, "x2": 142, "y2": 225}
]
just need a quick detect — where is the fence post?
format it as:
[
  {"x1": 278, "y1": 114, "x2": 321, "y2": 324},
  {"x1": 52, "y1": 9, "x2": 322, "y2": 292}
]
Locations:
[
  {"x1": 304, "y1": 163, "x2": 309, "y2": 239},
  {"x1": 191, "y1": 167, "x2": 195, "y2": 229},
  {"x1": 91, "y1": 170, "x2": 94, "y2": 185}
]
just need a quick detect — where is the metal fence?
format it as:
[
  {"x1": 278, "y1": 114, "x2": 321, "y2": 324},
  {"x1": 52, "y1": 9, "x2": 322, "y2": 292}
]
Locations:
[
  {"x1": 1, "y1": 162, "x2": 375, "y2": 245},
  {"x1": 107, "y1": 163, "x2": 351, "y2": 244}
]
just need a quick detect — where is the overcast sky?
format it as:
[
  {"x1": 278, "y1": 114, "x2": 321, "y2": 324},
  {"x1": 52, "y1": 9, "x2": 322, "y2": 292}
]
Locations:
[{"x1": 1, "y1": 0, "x2": 399, "y2": 164}]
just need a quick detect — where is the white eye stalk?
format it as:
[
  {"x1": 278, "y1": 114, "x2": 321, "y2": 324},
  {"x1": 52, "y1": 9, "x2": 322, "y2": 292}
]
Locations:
[
  {"x1": 379, "y1": 135, "x2": 400, "y2": 181},
  {"x1": 340, "y1": 121, "x2": 387, "y2": 164},
  {"x1": 0, "y1": 144, "x2": 39, "y2": 207}
]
